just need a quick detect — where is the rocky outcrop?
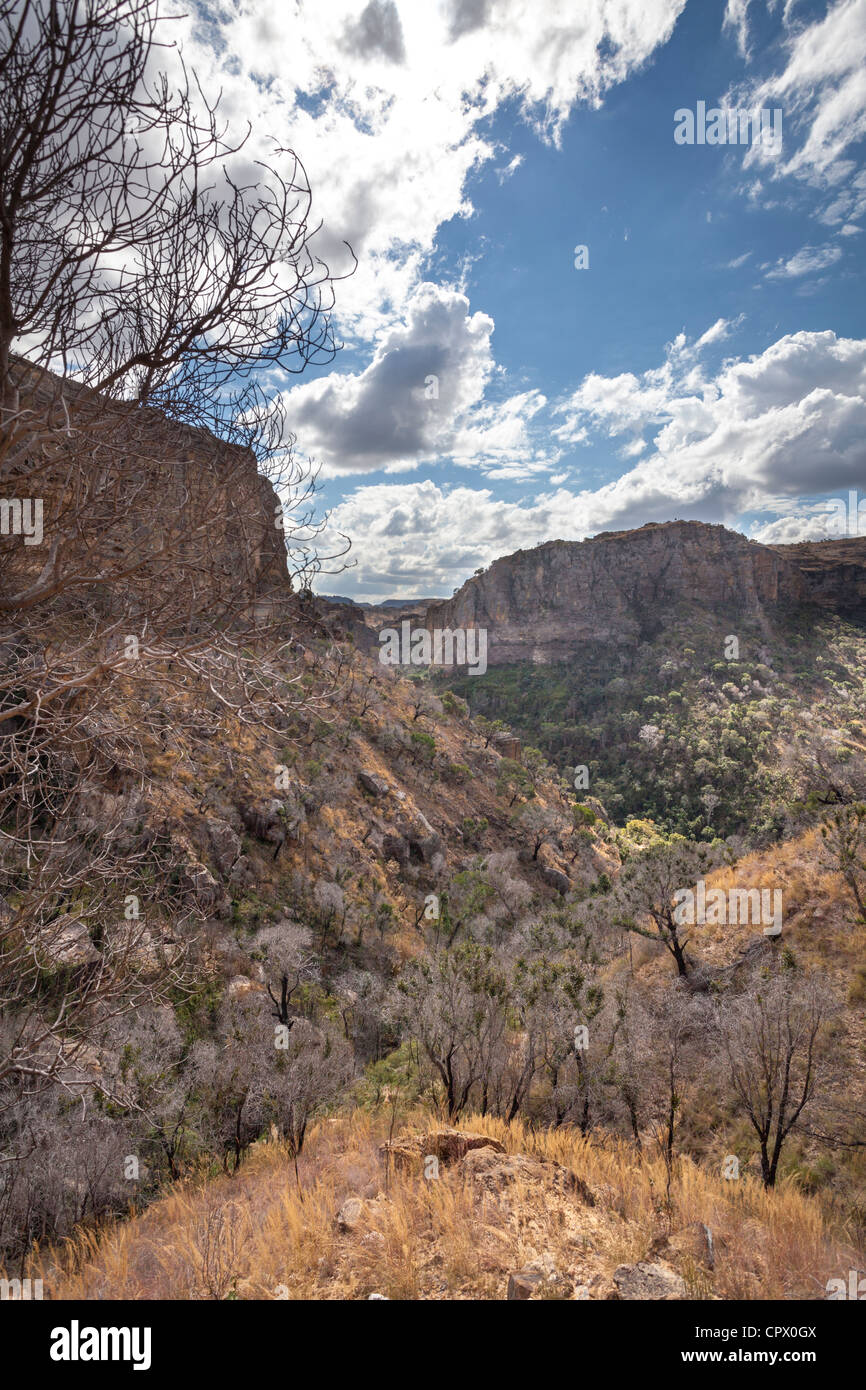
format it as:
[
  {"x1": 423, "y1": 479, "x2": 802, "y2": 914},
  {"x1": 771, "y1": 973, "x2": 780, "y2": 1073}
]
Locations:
[
  {"x1": 380, "y1": 1127, "x2": 505, "y2": 1173},
  {"x1": 612, "y1": 1261, "x2": 687, "y2": 1300},
  {"x1": 423, "y1": 521, "x2": 866, "y2": 667},
  {"x1": 5, "y1": 355, "x2": 293, "y2": 623},
  {"x1": 459, "y1": 1146, "x2": 595, "y2": 1204}
]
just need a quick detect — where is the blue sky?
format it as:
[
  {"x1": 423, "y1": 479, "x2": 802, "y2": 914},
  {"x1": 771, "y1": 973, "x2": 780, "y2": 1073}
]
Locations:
[{"x1": 185, "y1": 0, "x2": 866, "y2": 599}]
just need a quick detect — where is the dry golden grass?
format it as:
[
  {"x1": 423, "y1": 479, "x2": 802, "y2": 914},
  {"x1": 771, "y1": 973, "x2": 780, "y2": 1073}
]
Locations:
[{"x1": 27, "y1": 1109, "x2": 860, "y2": 1301}]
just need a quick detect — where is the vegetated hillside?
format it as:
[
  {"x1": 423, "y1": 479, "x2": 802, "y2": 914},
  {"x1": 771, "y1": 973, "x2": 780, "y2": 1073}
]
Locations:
[
  {"x1": 5, "y1": 428, "x2": 866, "y2": 1300},
  {"x1": 31, "y1": 812, "x2": 866, "y2": 1302},
  {"x1": 7, "y1": 624, "x2": 866, "y2": 1299},
  {"x1": 443, "y1": 603, "x2": 866, "y2": 840}
]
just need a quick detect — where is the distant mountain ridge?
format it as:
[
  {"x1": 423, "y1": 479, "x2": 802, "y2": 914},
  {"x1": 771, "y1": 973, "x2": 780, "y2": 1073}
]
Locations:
[{"x1": 423, "y1": 521, "x2": 866, "y2": 666}]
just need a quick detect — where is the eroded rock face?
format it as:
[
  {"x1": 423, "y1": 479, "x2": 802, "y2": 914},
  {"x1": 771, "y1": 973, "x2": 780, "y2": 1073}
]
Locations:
[{"x1": 423, "y1": 521, "x2": 866, "y2": 667}]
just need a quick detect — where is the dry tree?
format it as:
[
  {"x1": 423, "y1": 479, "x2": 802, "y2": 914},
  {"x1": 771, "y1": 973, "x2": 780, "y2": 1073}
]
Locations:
[{"x1": 0, "y1": 0, "x2": 354, "y2": 1184}]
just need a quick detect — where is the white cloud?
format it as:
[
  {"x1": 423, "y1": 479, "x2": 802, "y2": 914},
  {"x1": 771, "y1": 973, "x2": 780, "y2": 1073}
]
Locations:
[
  {"x1": 279, "y1": 281, "x2": 555, "y2": 478},
  {"x1": 319, "y1": 477, "x2": 583, "y2": 600},
  {"x1": 764, "y1": 243, "x2": 844, "y2": 277},
  {"x1": 726, "y1": 0, "x2": 866, "y2": 226},
  {"x1": 558, "y1": 327, "x2": 866, "y2": 521},
  {"x1": 319, "y1": 329, "x2": 866, "y2": 598},
  {"x1": 174, "y1": 0, "x2": 687, "y2": 340},
  {"x1": 723, "y1": 0, "x2": 755, "y2": 61}
]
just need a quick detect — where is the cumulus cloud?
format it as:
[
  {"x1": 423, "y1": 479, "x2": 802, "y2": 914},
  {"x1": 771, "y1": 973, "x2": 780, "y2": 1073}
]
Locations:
[
  {"x1": 321, "y1": 328, "x2": 866, "y2": 597},
  {"x1": 175, "y1": 0, "x2": 687, "y2": 338},
  {"x1": 320, "y1": 479, "x2": 576, "y2": 599},
  {"x1": 341, "y1": 1, "x2": 406, "y2": 64},
  {"x1": 280, "y1": 282, "x2": 556, "y2": 478},
  {"x1": 559, "y1": 328, "x2": 866, "y2": 511}
]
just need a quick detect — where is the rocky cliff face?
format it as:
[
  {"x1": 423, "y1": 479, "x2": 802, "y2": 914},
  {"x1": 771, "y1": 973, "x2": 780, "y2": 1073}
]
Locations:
[
  {"x1": 3, "y1": 356, "x2": 292, "y2": 623},
  {"x1": 424, "y1": 521, "x2": 866, "y2": 666}
]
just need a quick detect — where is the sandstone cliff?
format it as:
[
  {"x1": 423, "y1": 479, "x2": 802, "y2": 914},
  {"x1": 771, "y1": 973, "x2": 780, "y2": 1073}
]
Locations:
[{"x1": 424, "y1": 521, "x2": 866, "y2": 666}]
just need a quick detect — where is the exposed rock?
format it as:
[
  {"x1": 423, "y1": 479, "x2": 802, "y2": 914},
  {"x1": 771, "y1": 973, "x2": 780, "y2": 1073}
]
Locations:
[
  {"x1": 206, "y1": 817, "x2": 241, "y2": 878},
  {"x1": 426, "y1": 1128, "x2": 505, "y2": 1163},
  {"x1": 227, "y1": 975, "x2": 262, "y2": 1000},
  {"x1": 381, "y1": 833, "x2": 410, "y2": 866},
  {"x1": 335, "y1": 1197, "x2": 365, "y2": 1233},
  {"x1": 492, "y1": 733, "x2": 522, "y2": 760},
  {"x1": 239, "y1": 796, "x2": 304, "y2": 854},
  {"x1": 358, "y1": 771, "x2": 389, "y2": 798},
  {"x1": 650, "y1": 1221, "x2": 715, "y2": 1271},
  {"x1": 229, "y1": 854, "x2": 255, "y2": 888},
  {"x1": 668, "y1": 1222, "x2": 715, "y2": 1271},
  {"x1": 181, "y1": 858, "x2": 225, "y2": 911},
  {"x1": 40, "y1": 915, "x2": 99, "y2": 968},
  {"x1": 507, "y1": 1269, "x2": 543, "y2": 1300},
  {"x1": 408, "y1": 830, "x2": 442, "y2": 864},
  {"x1": 458, "y1": 1147, "x2": 594, "y2": 1205},
  {"x1": 612, "y1": 1261, "x2": 687, "y2": 1300},
  {"x1": 423, "y1": 521, "x2": 866, "y2": 667},
  {"x1": 542, "y1": 866, "x2": 571, "y2": 894},
  {"x1": 380, "y1": 1127, "x2": 504, "y2": 1173}
]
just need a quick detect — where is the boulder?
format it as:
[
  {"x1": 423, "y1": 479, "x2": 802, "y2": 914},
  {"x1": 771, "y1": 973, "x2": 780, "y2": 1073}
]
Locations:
[
  {"x1": 181, "y1": 859, "x2": 225, "y2": 911},
  {"x1": 229, "y1": 854, "x2": 255, "y2": 889},
  {"x1": 507, "y1": 1270, "x2": 543, "y2": 1300},
  {"x1": 381, "y1": 833, "x2": 410, "y2": 866},
  {"x1": 379, "y1": 1127, "x2": 504, "y2": 1173},
  {"x1": 335, "y1": 1197, "x2": 365, "y2": 1233},
  {"x1": 358, "y1": 771, "x2": 389, "y2": 798},
  {"x1": 542, "y1": 866, "x2": 571, "y2": 895},
  {"x1": 653, "y1": 1222, "x2": 715, "y2": 1271},
  {"x1": 407, "y1": 831, "x2": 442, "y2": 864},
  {"x1": 425, "y1": 1128, "x2": 505, "y2": 1164},
  {"x1": 41, "y1": 915, "x2": 99, "y2": 968}
]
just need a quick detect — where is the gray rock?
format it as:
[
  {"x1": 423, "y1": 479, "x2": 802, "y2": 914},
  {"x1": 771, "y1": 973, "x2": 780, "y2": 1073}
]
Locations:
[
  {"x1": 42, "y1": 915, "x2": 99, "y2": 968},
  {"x1": 358, "y1": 771, "x2": 389, "y2": 797},
  {"x1": 542, "y1": 866, "x2": 571, "y2": 894},
  {"x1": 336, "y1": 1197, "x2": 364, "y2": 1233},
  {"x1": 382, "y1": 833, "x2": 409, "y2": 865},
  {"x1": 612, "y1": 1261, "x2": 687, "y2": 1300},
  {"x1": 507, "y1": 1270, "x2": 544, "y2": 1301},
  {"x1": 206, "y1": 817, "x2": 241, "y2": 878}
]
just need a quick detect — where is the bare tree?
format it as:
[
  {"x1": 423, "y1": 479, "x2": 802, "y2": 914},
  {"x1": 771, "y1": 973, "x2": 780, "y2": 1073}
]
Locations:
[
  {"x1": 0, "y1": 1, "x2": 354, "y2": 1259},
  {"x1": 718, "y1": 970, "x2": 830, "y2": 1188}
]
